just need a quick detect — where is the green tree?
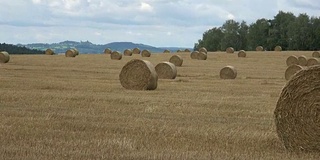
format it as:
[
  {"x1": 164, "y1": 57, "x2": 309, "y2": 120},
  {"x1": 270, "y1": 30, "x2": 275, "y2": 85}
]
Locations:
[
  {"x1": 310, "y1": 17, "x2": 320, "y2": 50},
  {"x1": 220, "y1": 20, "x2": 240, "y2": 51},
  {"x1": 238, "y1": 21, "x2": 249, "y2": 50},
  {"x1": 287, "y1": 13, "x2": 312, "y2": 50},
  {"x1": 247, "y1": 18, "x2": 270, "y2": 50}
]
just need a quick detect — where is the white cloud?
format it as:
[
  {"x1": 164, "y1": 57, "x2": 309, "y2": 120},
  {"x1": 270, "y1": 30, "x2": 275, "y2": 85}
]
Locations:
[{"x1": 0, "y1": 0, "x2": 320, "y2": 47}]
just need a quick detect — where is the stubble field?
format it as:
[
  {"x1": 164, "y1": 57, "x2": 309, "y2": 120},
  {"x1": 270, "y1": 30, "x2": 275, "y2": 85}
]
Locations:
[{"x1": 0, "y1": 51, "x2": 319, "y2": 159}]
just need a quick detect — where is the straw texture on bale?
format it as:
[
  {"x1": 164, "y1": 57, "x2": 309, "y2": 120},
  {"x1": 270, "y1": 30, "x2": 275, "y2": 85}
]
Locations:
[
  {"x1": 256, "y1": 46, "x2": 264, "y2": 51},
  {"x1": 169, "y1": 55, "x2": 183, "y2": 66},
  {"x1": 123, "y1": 49, "x2": 133, "y2": 56},
  {"x1": 190, "y1": 51, "x2": 199, "y2": 59},
  {"x1": 226, "y1": 47, "x2": 234, "y2": 53},
  {"x1": 275, "y1": 46, "x2": 282, "y2": 51},
  {"x1": 184, "y1": 49, "x2": 191, "y2": 52},
  {"x1": 286, "y1": 55, "x2": 299, "y2": 66},
  {"x1": 274, "y1": 65, "x2": 320, "y2": 152},
  {"x1": 176, "y1": 49, "x2": 182, "y2": 52},
  {"x1": 45, "y1": 48, "x2": 54, "y2": 55},
  {"x1": 312, "y1": 51, "x2": 320, "y2": 58},
  {"x1": 307, "y1": 58, "x2": 320, "y2": 66},
  {"x1": 197, "y1": 52, "x2": 207, "y2": 60},
  {"x1": 119, "y1": 59, "x2": 158, "y2": 90},
  {"x1": 141, "y1": 50, "x2": 151, "y2": 57},
  {"x1": 104, "y1": 48, "x2": 112, "y2": 54},
  {"x1": 72, "y1": 48, "x2": 79, "y2": 55},
  {"x1": 284, "y1": 64, "x2": 303, "y2": 80},
  {"x1": 199, "y1": 47, "x2": 207, "y2": 54},
  {"x1": 0, "y1": 51, "x2": 10, "y2": 63},
  {"x1": 238, "y1": 50, "x2": 246, "y2": 57},
  {"x1": 132, "y1": 48, "x2": 141, "y2": 54},
  {"x1": 163, "y1": 49, "x2": 171, "y2": 53},
  {"x1": 298, "y1": 55, "x2": 308, "y2": 66},
  {"x1": 65, "y1": 49, "x2": 77, "y2": 57},
  {"x1": 155, "y1": 62, "x2": 177, "y2": 79},
  {"x1": 220, "y1": 66, "x2": 237, "y2": 79},
  {"x1": 111, "y1": 51, "x2": 122, "y2": 60}
]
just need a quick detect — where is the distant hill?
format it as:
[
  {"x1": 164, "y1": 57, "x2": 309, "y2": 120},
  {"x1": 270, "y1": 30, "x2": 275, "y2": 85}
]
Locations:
[
  {"x1": 0, "y1": 43, "x2": 44, "y2": 54},
  {"x1": 18, "y1": 41, "x2": 193, "y2": 54}
]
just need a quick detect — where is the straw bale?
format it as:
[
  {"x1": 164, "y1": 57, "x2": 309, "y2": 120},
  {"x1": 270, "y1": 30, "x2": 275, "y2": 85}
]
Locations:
[
  {"x1": 169, "y1": 55, "x2": 183, "y2": 66},
  {"x1": 238, "y1": 50, "x2": 246, "y2": 57},
  {"x1": 307, "y1": 58, "x2": 320, "y2": 66},
  {"x1": 141, "y1": 49, "x2": 151, "y2": 57},
  {"x1": 111, "y1": 51, "x2": 122, "y2": 60},
  {"x1": 0, "y1": 51, "x2": 10, "y2": 63},
  {"x1": 155, "y1": 62, "x2": 177, "y2": 79},
  {"x1": 119, "y1": 59, "x2": 158, "y2": 90},
  {"x1": 220, "y1": 66, "x2": 237, "y2": 79},
  {"x1": 285, "y1": 64, "x2": 303, "y2": 80},
  {"x1": 274, "y1": 65, "x2": 320, "y2": 152},
  {"x1": 124, "y1": 49, "x2": 133, "y2": 56},
  {"x1": 286, "y1": 55, "x2": 299, "y2": 66},
  {"x1": 298, "y1": 55, "x2": 308, "y2": 66}
]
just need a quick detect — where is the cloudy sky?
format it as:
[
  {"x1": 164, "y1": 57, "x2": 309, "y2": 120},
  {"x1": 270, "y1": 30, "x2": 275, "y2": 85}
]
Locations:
[{"x1": 0, "y1": 0, "x2": 319, "y2": 48}]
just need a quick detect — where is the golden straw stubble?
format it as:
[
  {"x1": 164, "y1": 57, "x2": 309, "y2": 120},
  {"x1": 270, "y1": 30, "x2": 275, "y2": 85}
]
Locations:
[
  {"x1": 285, "y1": 64, "x2": 303, "y2": 80},
  {"x1": 155, "y1": 62, "x2": 177, "y2": 79},
  {"x1": 274, "y1": 65, "x2": 320, "y2": 152},
  {"x1": 0, "y1": 51, "x2": 10, "y2": 63},
  {"x1": 220, "y1": 66, "x2": 237, "y2": 79},
  {"x1": 169, "y1": 55, "x2": 183, "y2": 66},
  {"x1": 119, "y1": 59, "x2": 158, "y2": 90}
]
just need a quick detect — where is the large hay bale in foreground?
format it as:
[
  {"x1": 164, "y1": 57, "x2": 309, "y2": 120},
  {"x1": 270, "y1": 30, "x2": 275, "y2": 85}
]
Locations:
[
  {"x1": 220, "y1": 66, "x2": 237, "y2": 79},
  {"x1": 199, "y1": 47, "x2": 207, "y2": 54},
  {"x1": 155, "y1": 62, "x2": 177, "y2": 79},
  {"x1": 0, "y1": 51, "x2": 10, "y2": 63},
  {"x1": 119, "y1": 59, "x2": 158, "y2": 90},
  {"x1": 65, "y1": 49, "x2": 77, "y2": 57},
  {"x1": 123, "y1": 49, "x2": 133, "y2": 56},
  {"x1": 256, "y1": 46, "x2": 264, "y2": 51},
  {"x1": 163, "y1": 49, "x2": 171, "y2": 53},
  {"x1": 312, "y1": 51, "x2": 320, "y2": 58},
  {"x1": 111, "y1": 51, "x2": 122, "y2": 60},
  {"x1": 169, "y1": 55, "x2": 183, "y2": 66},
  {"x1": 226, "y1": 47, "x2": 234, "y2": 53},
  {"x1": 45, "y1": 48, "x2": 54, "y2": 55},
  {"x1": 298, "y1": 55, "x2": 308, "y2": 66},
  {"x1": 274, "y1": 65, "x2": 320, "y2": 152},
  {"x1": 132, "y1": 48, "x2": 141, "y2": 54},
  {"x1": 197, "y1": 52, "x2": 207, "y2": 60},
  {"x1": 190, "y1": 51, "x2": 199, "y2": 59},
  {"x1": 141, "y1": 50, "x2": 151, "y2": 57},
  {"x1": 275, "y1": 46, "x2": 282, "y2": 51},
  {"x1": 104, "y1": 48, "x2": 112, "y2": 54},
  {"x1": 307, "y1": 58, "x2": 320, "y2": 66},
  {"x1": 286, "y1": 55, "x2": 299, "y2": 66},
  {"x1": 238, "y1": 50, "x2": 246, "y2": 57},
  {"x1": 284, "y1": 64, "x2": 303, "y2": 80}
]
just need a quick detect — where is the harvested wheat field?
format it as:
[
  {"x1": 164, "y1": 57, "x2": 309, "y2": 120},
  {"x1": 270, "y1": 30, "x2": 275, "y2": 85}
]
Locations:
[{"x1": 0, "y1": 51, "x2": 320, "y2": 159}]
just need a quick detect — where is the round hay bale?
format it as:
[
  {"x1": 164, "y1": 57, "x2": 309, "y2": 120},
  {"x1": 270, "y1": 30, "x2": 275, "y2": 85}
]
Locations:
[
  {"x1": 169, "y1": 55, "x2": 183, "y2": 66},
  {"x1": 184, "y1": 49, "x2": 191, "y2": 52},
  {"x1": 199, "y1": 47, "x2": 207, "y2": 54},
  {"x1": 220, "y1": 66, "x2": 237, "y2": 79},
  {"x1": 226, "y1": 47, "x2": 234, "y2": 53},
  {"x1": 238, "y1": 50, "x2": 246, "y2": 57},
  {"x1": 275, "y1": 46, "x2": 282, "y2": 51},
  {"x1": 71, "y1": 48, "x2": 79, "y2": 55},
  {"x1": 65, "y1": 49, "x2": 77, "y2": 57},
  {"x1": 298, "y1": 55, "x2": 308, "y2": 66},
  {"x1": 132, "y1": 48, "x2": 141, "y2": 54},
  {"x1": 104, "y1": 48, "x2": 112, "y2": 54},
  {"x1": 123, "y1": 49, "x2": 133, "y2": 56},
  {"x1": 274, "y1": 65, "x2": 320, "y2": 152},
  {"x1": 285, "y1": 64, "x2": 303, "y2": 80},
  {"x1": 176, "y1": 49, "x2": 182, "y2": 53},
  {"x1": 0, "y1": 51, "x2": 10, "y2": 63},
  {"x1": 111, "y1": 51, "x2": 122, "y2": 60},
  {"x1": 197, "y1": 52, "x2": 207, "y2": 60},
  {"x1": 307, "y1": 58, "x2": 320, "y2": 66},
  {"x1": 163, "y1": 49, "x2": 171, "y2": 53},
  {"x1": 155, "y1": 62, "x2": 177, "y2": 79},
  {"x1": 190, "y1": 51, "x2": 199, "y2": 59},
  {"x1": 45, "y1": 48, "x2": 54, "y2": 55},
  {"x1": 286, "y1": 55, "x2": 299, "y2": 66},
  {"x1": 256, "y1": 46, "x2": 264, "y2": 51},
  {"x1": 141, "y1": 49, "x2": 151, "y2": 57},
  {"x1": 119, "y1": 59, "x2": 158, "y2": 90},
  {"x1": 312, "y1": 51, "x2": 320, "y2": 58}
]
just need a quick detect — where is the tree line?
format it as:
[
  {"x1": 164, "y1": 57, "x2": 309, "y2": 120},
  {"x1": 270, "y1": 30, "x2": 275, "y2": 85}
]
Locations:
[
  {"x1": 195, "y1": 11, "x2": 320, "y2": 51},
  {"x1": 0, "y1": 43, "x2": 44, "y2": 54}
]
